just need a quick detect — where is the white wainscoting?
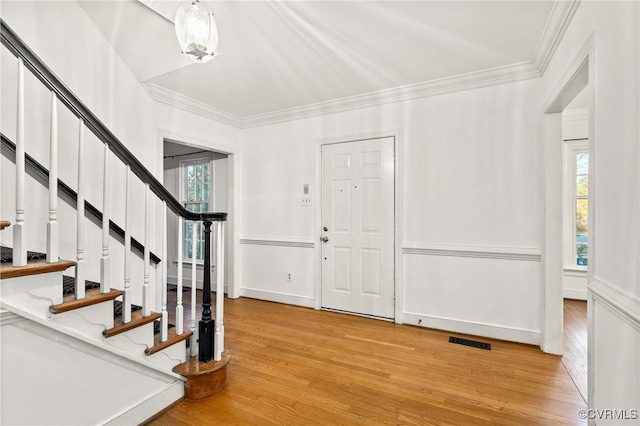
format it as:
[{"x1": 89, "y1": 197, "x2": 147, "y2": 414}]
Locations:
[
  {"x1": 402, "y1": 242, "x2": 543, "y2": 345},
  {"x1": 589, "y1": 277, "x2": 640, "y2": 421},
  {"x1": 403, "y1": 312, "x2": 541, "y2": 345},
  {"x1": 563, "y1": 268, "x2": 588, "y2": 300},
  {"x1": 239, "y1": 236, "x2": 316, "y2": 308}
]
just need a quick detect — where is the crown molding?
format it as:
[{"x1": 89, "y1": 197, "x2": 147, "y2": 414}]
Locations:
[
  {"x1": 146, "y1": 0, "x2": 580, "y2": 130},
  {"x1": 243, "y1": 61, "x2": 541, "y2": 128},
  {"x1": 144, "y1": 83, "x2": 243, "y2": 129},
  {"x1": 532, "y1": 0, "x2": 581, "y2": 74},
  {"x1": 146, "y1": 62, "x2": 540, "y2": 130}
]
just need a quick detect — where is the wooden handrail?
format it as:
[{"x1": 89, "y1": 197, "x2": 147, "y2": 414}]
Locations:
[
  {"x1": 1, "y1": 133, "x2": 161, "y2": 264},
  {"x1": 0, "y1": 18, "x2": 226, "y2": 223}
]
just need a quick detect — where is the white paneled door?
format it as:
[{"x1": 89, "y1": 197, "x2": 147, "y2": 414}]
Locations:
[{"x1": 321, "y1": 137, "x2": 395, "y2": 319}]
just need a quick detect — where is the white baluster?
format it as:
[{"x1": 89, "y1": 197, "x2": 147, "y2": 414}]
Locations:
[
  {"x1": 214, "y1": 220, "x2": 225, "y2": 361},
  {"x1": 190, "y1": 220, "x2": 197, "y2": 356},
  {"x1": 143, "y1": 184, "x2": 151, "y2": 317},
  {"x1": 176, "y1": 216, "x2": 184, "y2": 335},
  {"x1": 100, "y1": 143, "x2": 110, "y2": 293},
  {"x1": 75, "y1": 120, "x2": 85, "y2": 299},
  {"x1": 46, "y1": 92, "x2": 59, "y2": 263},
  {"x1": 13, "y1": 58, "x2": 26, "y2": 267},
  {"x1": 122, "y1": 165, "x2": 132, "y2": 323},
  {"x1": 160, "y1": 202, "x2": 168, "y2": 342}
]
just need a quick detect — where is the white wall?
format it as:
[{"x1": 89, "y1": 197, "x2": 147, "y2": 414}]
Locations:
[
  {"x1": 0, "y1": 2, "x2": 241, "y2": 307},
  {"x1": 542, "y1": 1, "x2": 639, "y2": 422},
  {"x1": 0, "y1": 1, "x2": 161, "y2": 306},
  {"x1": 240, "y1": 78, "x2": 544, "y2": 344}
]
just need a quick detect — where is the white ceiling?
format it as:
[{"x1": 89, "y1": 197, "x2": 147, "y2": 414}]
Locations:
[{"x1": 78, "y1": 0, "x2": 560, "y2": 125}]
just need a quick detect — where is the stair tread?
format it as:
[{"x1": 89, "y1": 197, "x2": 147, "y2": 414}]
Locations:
[
  {"x1": 104, "y1": 310, "x2": 162, "y2": 338},
  {"x1": 0, "y1": 258, "x2": 75, "y2": 279},
  {"x1": 50, "y1": 288, "x2": 123, "y2": 314},
  {"x1": 0, "y1": 221, "x2": 10, "y2": 230},
  {"x1": 146, "y1": 328, "x2": 193, "y2": 356}
]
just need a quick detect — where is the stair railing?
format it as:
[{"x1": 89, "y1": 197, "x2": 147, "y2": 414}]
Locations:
[{"x1": 1, "y1": 19, "x2": 226, "y2": 362}]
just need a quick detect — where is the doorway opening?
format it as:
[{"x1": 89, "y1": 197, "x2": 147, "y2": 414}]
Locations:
[
  {"x1": 543, "y1": 39, "x2": 592, "y2": 405},
  {"x1": 163, "y1": 140, "x2": 230, "y2": 291},
  {"x1": 560, "y1": 87, "x2": 589, "y2": 403}
]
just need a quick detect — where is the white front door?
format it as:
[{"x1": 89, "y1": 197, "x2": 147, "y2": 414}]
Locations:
[{"x1": 321, "y1": 137, "x2": 395, "y2": 319}]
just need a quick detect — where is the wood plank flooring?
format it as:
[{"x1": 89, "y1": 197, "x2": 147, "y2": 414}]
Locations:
[
  {"x1": 147, "y1": 295, "x2": 588, "y2": 425},
  {"x1": 562, "y1": 299, "x2": 588, "y2": 404}
]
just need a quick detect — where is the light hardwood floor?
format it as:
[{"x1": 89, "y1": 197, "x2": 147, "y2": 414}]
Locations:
[
  {"x1": 148, "y1": 295, "x2": 588, "y2": 425},
  {"x1": 562, "y1": 299, "x2": 588, "y2": 404}
]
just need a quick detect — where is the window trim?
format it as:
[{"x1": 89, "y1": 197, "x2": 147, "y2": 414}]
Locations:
[
  {"x1": 179, "y1": 156, "x2": 215, "y2": 263},
  {"x1": 563, "y1": 139, "x2": 588, "y2": 271}
]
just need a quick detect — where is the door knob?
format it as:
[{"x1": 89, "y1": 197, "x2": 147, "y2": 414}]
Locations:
[{"x1": 321, "y1": 236, "x2": 329, "y2": 243}]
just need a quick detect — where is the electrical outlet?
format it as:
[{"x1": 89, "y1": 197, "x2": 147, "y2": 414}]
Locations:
[
  {"x1": 287, "y1": 271, "x2": 293, "y2": 282},
  {"x1": 300, "y1": 196, "x2": 312, "y2": 206}
]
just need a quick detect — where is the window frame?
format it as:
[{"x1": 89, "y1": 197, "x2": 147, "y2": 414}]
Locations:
[
  {"x1": 563, "y1": 139, "x2": 589, "y2": 271},
  {"x1": 179, "y1": 156, "x2": 214, "y2": 263}
]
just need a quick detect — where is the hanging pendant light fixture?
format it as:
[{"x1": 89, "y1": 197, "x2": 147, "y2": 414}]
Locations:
[{"x1": 175, "y1": 0, "x2": 218, "y2": 63}]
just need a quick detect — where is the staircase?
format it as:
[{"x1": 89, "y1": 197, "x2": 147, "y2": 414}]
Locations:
[
  {"x1": 1, "y1": 19, "x2": 229, "y2": 425},
  {"x1": 1, "y1": 239, "x2": 189, "y2": 424}
]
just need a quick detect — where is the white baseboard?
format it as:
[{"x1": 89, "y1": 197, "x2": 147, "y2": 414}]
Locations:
[
  {"x1": 240, "y1": 287, "x2": 315, "y2": 308},
  {"x1": 564, "y1": 289, "x2": 588, "y2": 300},
  {"x1": 104, "y1": 380, "x2": 184, "y2": 426},
  {"x1": 402, "y1": 311, "x2": 540, "y2": 346}
]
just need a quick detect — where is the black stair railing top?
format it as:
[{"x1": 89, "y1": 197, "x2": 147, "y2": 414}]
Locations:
[{"x1": 0, "y1": 18, "x2": 226, "y2": 223}]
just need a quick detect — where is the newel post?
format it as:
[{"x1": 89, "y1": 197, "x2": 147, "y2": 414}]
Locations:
[{"x1": 199, "y1": 220, "x2": 214, "y2": 362}]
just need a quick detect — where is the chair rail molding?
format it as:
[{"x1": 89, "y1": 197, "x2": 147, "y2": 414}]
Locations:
[
  {"x1": 239, "y1": 236, "x2": 315, "y2": 249},
  {"x1": 589, "y1": 276, "x2": 640, "y2": 331},
  {"x1": 402, "y1": 242, "x2": 542, "y2": 262}
]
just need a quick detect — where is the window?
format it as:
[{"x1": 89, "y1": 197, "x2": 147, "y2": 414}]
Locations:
[
  {"x1": 574, "y1": 151, "x2": 588, "y2": 266},
  {"x1": 181, "y1": 159, "x2": 212, "y2": 262},
  {"x1": 564, "y1": 140, "x2": 588, "y2": 269}
]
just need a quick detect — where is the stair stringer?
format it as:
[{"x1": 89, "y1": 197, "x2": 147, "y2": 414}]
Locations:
[
  {"x1": 1, "y1": 278, "x2": 188, "y2": 374},
  {"x1": 0, "y1": 269, "x2": 189, "y2": 425},
  {"x1": 50, "y1": 302, "x2": 115, "y2": 340},
  {"x1": 0, "y1": 308, "x2": 185, "y2": 425},
  {"x1": 0, "y1": 270, "x2": 65, "y2": 317}
]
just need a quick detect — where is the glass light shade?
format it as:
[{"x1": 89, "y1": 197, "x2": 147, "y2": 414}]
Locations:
[{"x1": 175, "y1": 0, "x2": 218, "y2": 63}]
